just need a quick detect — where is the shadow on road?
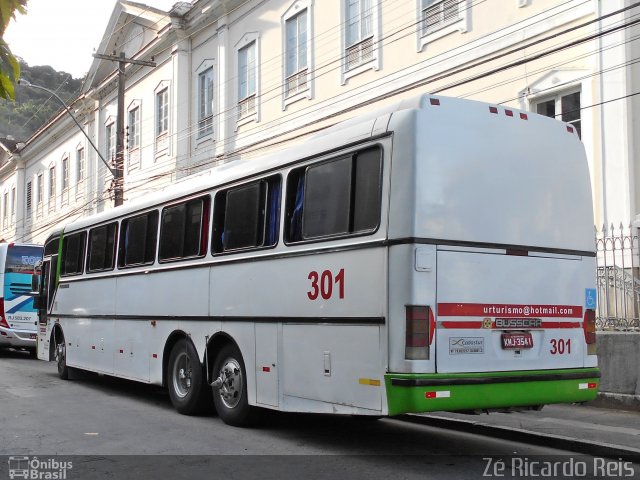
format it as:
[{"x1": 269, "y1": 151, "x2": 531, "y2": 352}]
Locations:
[
  {"x1": 42, "y1": 369, "x2": 526, "y2": 456},
  {"x1": 0, "y1": 347, "x2": 38, "y2": 359}
]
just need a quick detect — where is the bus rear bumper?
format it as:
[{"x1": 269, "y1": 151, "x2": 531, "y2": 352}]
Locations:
[
  {"x1": 0, "y1": 326, "x2": 37, "y2": 348},
  {"x1": 384, "y1": 368, "x2": 600, "y2": 416}
]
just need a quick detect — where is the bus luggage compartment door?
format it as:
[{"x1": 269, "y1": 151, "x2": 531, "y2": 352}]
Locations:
[{"x1": 435, "y1": 249, "x2": 593, "y2": 373}]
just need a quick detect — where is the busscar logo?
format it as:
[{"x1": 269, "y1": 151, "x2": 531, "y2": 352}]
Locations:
[
  {"x1": 495, "y1": 318, "x2": 542, "y2": 329},
  {"x1": 7, "y1": 457, "x2": 72, "y2": 479}
]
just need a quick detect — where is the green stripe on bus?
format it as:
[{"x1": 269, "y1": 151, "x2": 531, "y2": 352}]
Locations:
[
  {"x1": 56, "y1": 232, "x2": 63, "y2": 287},
  {"x1": 384, "y1": 368, "x2": 599, "y2": 416}
]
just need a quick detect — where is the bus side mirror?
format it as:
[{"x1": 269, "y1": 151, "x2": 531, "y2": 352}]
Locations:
[{"x1": 31, "y1": 274, "x2": 39, "y2": 293}]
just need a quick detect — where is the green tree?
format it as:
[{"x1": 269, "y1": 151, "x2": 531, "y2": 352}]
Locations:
[
  {"x1": 0, "y1": 60, "x2": 82, "y2": 139},
  {"x1": 0, "y1": 0, "x2": 27, "y2": 100}
]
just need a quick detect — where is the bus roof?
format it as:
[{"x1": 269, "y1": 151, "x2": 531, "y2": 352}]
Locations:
[{"x1": 59, "y1": 95, "x2": 420, "y2": 234}]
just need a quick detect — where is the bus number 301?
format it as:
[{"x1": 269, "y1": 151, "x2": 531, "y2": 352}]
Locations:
[
  {"x1": 307, "y1": 269, "x2": 345, "y2": 300},
  {"x1": 550, "y1": 338, "x2": 571, "y2": 355}
]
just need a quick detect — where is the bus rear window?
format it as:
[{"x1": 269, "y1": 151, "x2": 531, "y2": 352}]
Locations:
[
  {"x1": 286, "y1": 146, "x2": 382, "y2": 242},
  {"x1": 5, "y1": 245, "x2": 42, "y2": 274}
]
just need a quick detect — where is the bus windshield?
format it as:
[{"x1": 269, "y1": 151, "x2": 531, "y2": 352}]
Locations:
[{"x1": 6, "y1": 245, "x2": 42, "y2": 274}]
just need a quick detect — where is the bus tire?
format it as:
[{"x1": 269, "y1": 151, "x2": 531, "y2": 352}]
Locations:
[
  {"x1": 55, "y1": 334, "x2": 69, "y2": 380},
  {"x1": 167, "y1": 339, "x2": 209, "y2": 415},
  {"x1": 212, "y1": 343, "x2": 257, "y2": 427}
]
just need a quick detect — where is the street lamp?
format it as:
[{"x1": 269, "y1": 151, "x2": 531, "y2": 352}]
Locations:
[{"x1": 17, "y1": 79, "x2": 117, "y2": 178}]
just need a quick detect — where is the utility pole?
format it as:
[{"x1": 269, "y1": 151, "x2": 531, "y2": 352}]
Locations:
[{"x1": 93, "y1": 52, "x2": 156, "y2": 207}]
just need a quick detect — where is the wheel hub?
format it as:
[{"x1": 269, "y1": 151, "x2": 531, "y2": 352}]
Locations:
[
  {"x1": 216, "y1": 358, "x2": 243, "y2": 409},
  {"x1": 172, "y1": 352, "x2": 192, "y2": 398}
]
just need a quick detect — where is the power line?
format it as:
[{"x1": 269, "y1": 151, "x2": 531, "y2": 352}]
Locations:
[
  {"x1": 93, "y1": 0, "x2": 592, "y2": 176},
  {"x1": 10, "y1": 1, "x2": 640, "y2": 241}
]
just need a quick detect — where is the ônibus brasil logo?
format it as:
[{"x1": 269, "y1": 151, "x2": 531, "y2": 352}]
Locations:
[{"x1": 7, "y1": 456, "x2": 72, "y2": 480}]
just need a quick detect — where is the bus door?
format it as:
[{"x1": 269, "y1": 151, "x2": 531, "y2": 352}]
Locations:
[{"x1": 36, "y1": 255, "x2": 57, "y2": 361}]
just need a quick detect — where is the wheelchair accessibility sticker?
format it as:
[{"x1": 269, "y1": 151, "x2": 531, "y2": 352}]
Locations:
[{"x1": 585, "y1": 289, "x2": 597, "y2": 309}]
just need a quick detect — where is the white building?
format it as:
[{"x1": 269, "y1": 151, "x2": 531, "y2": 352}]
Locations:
[{"x1": 0, "y1": 0, "x2": 636, "y2": 244}]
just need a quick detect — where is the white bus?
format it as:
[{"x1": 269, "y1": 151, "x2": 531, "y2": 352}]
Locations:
[
  {"x1": 0, "y1": 243, "x2": 43, "y2": 356},
  {"x1": 36, "y1": 94, "x2": 599, "y2": 426}
]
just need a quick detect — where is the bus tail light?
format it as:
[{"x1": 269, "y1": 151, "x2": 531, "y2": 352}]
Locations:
[
  {"x1": 405, "y1": 306, "x2": 434, "y2": 360},
  {"x1": 583, "y1": 309, "x2": 596, "y2": 355},
  {"x1": 0, "y1": 299, "x2": 8, "y2": 329}
]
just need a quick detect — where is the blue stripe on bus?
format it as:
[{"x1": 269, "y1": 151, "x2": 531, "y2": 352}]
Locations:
[{"x1": 6, "y1": 297, "x2": 33, "y2": 314}]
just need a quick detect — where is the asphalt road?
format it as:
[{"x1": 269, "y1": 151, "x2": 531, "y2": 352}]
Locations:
[{"x1": 0, "y1": 348, "x2": 624, "y2": 480}]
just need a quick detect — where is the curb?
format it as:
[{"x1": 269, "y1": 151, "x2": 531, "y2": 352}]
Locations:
[
  {"x1": 399, "y1": 414, "x2": 640, "y2": 460},
  {"x1": 588, "y1": 392, "x2": 640, "y2": 412}
]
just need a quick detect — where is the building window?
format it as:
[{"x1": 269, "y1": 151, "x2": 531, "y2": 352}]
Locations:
[
  {"x1": 3, "y1": 192, "x2": 8, "y2": 229},
  {"x1": 26, "y1": 181, "x2": 32, "y2": 219},
  {"x1": 127, "y1": 103, "x2": 141, "y2": 171},
  {"x1": 285, "y1": 9, "x2": 308, "y2": 98},
  {"x1": 535, "y1": 90, "x2": 581, "y2": 138},
  {"x1": 422, "y1": 0, "x2": 459, "y2": 35},
  {"x1": 128, "y1": 107, "x2": 140, "y2": 149},
  {"x1": 77, "y1": 147, "x2": 85, "y2": 182},
  {"x1": 156, "y1": 88, "x2": 169, "y2": 137},
  {"x1": 106, "y1": 122, "x2": 116, "y2": 162},
  {"x1": 62, "y1": 156, "x2": 69, "y2": 204},
  {"x1": 418, "y1": 0, "x2": 469, "y2": 50},
  {"x1": 198, "y1": 68, "x2": 214, "y2": 137},
  {"x1": 345, "y1": 0, "x2": 374, "y2": 70},
  {"x1": 62, "y1": 157, "x2": 69, "y2": 191},
  {"x1": 37, "y1": 172, "x2": 43, "y2": 206},
  {"x1": 48, "y1": 165, "x2": 56, "y2": 211},
  {"x1": 238, "y1": 41, "x2": 257, "y2": 119},
  {"x1": 10, "y1": 187, "x2": 15, "y2": 224}
]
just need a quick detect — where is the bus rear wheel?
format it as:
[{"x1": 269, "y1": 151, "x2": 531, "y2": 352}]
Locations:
[
  {"x1": 167, "y1": 339, "x2": 210, "y2": 415},
  {"x1": 211, "y1": 344, "x2": 257, "y2": 427},
  {"x1": 55, "y1": 334, "x2": 69, "y2": 380}
]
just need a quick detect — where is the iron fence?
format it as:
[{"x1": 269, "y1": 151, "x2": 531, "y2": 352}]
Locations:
[{"x1": 595, "y1": 224, "x2": 640, "y2": 330}]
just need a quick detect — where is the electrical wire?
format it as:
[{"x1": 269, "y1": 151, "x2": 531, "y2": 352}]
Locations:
[{"x1": 7, "y1": 0, "x2": 640, "y2": 242}]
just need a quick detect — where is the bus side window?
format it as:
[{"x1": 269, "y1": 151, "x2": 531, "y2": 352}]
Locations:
[
  {"x1": 61, "y1": 232, "x2": 87, "y2": 276},
  {"x1": 286, "y1": 174, "x2": 305, "y2": 242},
  {"x1": 285, "y1": 146, "x2": 382, "y2": 243},
  {"x1": 118, "y1": 211, "x2": 159, "y2": 268},
  {"x1": 159, "y1": 196, "x2": 209, "y2": 262},
  {"x1": 212, "y1": 176, "x2": 280, "y2": 254},
  {"x1": 87, "y1": 222, "x2": 118, "y2": 273}
]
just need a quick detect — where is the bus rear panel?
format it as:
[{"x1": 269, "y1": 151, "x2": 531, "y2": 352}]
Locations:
[{"x1": 384, "y1": 97, "x2": 598, "y2": 415}]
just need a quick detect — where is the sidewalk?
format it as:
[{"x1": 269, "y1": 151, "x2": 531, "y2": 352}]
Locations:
[{"x1": 406, "y1": 404, "x2": 640, "y2": 458}]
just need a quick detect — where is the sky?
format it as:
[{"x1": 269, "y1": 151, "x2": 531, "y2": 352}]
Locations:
[{"x1": 5, "y1": 0, "x2": 177, "y2": 79}]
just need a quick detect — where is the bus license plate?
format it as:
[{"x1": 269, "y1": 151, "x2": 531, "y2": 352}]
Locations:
[{"x1": 501, "y1": 333, "x2": 533, "y2": 349}]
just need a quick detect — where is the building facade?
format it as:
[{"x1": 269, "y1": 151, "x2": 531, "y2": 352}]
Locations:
[{"x1": 0, "y1": 0, "x2": 636, "y2": 244}]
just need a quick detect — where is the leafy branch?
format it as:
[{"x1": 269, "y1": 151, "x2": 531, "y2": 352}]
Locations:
[{"x1": 0, "y1": 0, "x2": 27, "y2": 100}]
